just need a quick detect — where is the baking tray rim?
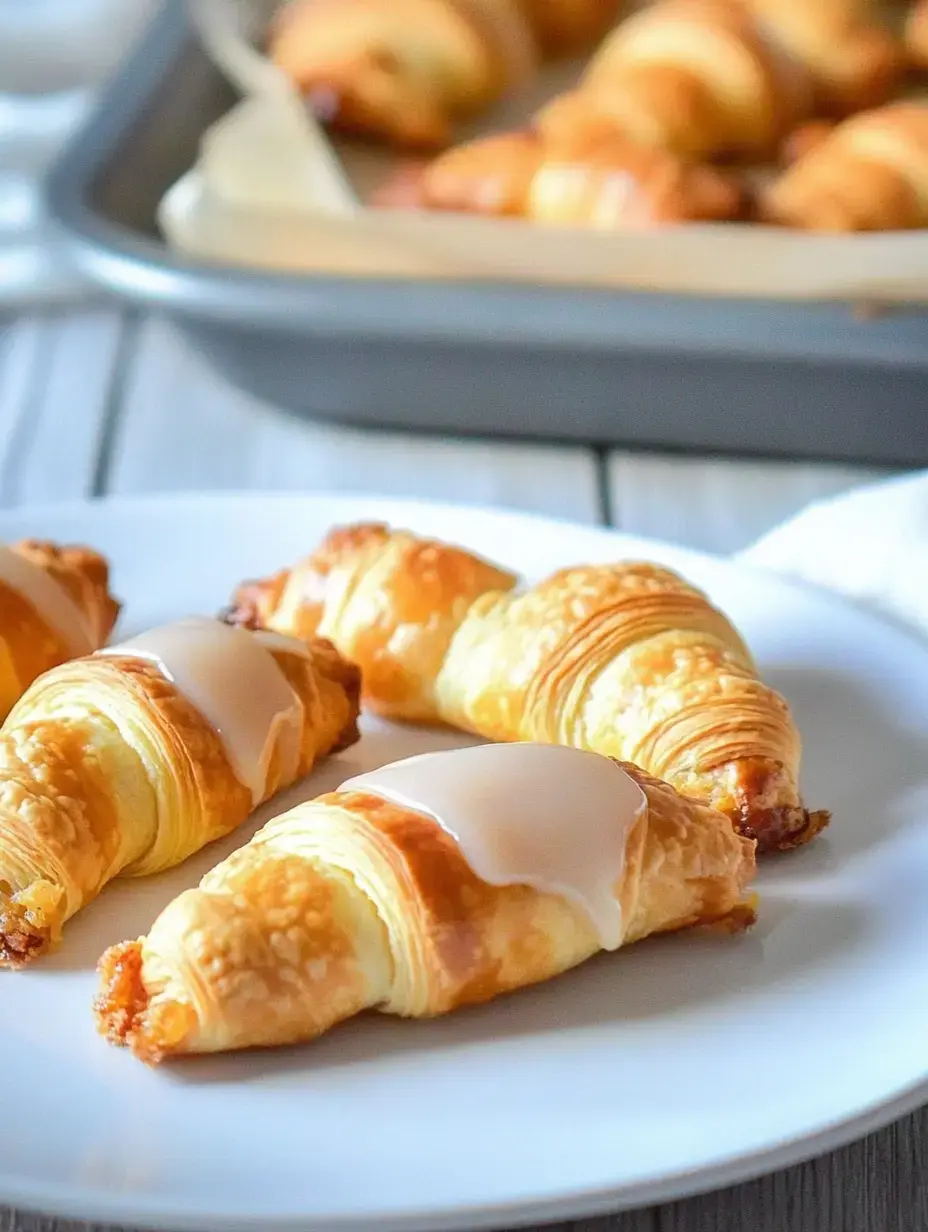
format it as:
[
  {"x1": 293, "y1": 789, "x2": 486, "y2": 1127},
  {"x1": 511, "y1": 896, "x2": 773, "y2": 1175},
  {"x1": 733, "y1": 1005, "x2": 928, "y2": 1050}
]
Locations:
[{"x1": 45, "y1": 3, "x2": 928, "y2": 364}]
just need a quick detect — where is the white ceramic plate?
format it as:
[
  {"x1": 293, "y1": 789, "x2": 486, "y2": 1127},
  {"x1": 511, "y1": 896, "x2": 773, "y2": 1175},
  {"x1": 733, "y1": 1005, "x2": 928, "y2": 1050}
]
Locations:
[{"x1": 1, "y1": 492, "x2": 926, "y2": 1232}]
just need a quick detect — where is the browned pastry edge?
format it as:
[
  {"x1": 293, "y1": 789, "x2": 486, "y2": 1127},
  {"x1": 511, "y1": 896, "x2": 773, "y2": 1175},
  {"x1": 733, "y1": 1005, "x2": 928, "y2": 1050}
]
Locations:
[
  {"x1": 95, "y1": 892, "x2": 760, "y2": 1066},
  {"x1": 719, "y1": 756, "x2": 830, "y2": 852},
  {"x1": 95, "y1": 942, "x2": 157, "y2": 1059},
  {"x1": 12, "y1": 539, "x2": 122, "y2": 643},
  {"x1": 223, "y1": 523, "x2": 395, "y2": 634},
  {"x1": 312, "y1": 638, "x2": 365, "y2": 754},
  {"x1": 0, "y1": 879, "x2": 64, "y2": 969}
]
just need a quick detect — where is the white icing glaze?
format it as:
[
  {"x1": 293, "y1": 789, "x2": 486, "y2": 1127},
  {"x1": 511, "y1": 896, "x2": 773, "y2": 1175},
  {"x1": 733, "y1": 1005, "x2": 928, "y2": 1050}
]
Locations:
[
  {"x1": 98, "y1": 617, "x2": 305, "y2": 804},
  {"x1": 339, "y1": 743, "x2": 648, "y2": 950},
  {"x1": 252, "y1": 628, "x2": 312, "y2": 659},
  {"x1": 0, "y1": 544, "x2": 94, "y2": 658}
]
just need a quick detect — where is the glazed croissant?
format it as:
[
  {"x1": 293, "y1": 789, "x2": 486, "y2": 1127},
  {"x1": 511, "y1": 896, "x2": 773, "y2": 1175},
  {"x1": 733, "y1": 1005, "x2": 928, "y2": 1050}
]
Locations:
[
  {"x1": 384, "y1": 126, "x2": 748, "y2": 225},
  {"x1": 96, "y1": 749, "x2": 756, "y2": 1061},
  {"x1": 535, "y1": 0, "x2": 813, "y2": 161},
  {"x1": 228, "y1": 523, "x2": 827, "y2": 853},
  {"x1": 761, "y1": 101, "x2": 928, "y2": 231},
  {"x1": 0, "y1": 618, "x2": 360, "y2": 967},
  {"x1": 0, "y1": 540, "x2": 119, "y2": 722},
  {"x1": 268, "y1": 0, "x2": 622, "y2": 149},
  {"x1": 737, "y1": 0, "x2": 904, "y2": 115}
]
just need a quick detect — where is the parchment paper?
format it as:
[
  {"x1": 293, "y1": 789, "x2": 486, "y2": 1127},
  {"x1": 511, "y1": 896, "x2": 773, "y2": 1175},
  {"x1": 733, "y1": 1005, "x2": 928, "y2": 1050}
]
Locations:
[{"x1": 161, "y1": 0, "x2": 928, "y2": 301}]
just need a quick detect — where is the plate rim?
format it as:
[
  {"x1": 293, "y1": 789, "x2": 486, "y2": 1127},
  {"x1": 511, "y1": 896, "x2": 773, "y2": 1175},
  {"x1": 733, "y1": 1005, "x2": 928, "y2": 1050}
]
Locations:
[
  {"x1": 0, "y1": 490, "x2": 925, "y2": 1232},
  {"x1": 3, "y1": 1070, "x2": 927, "y2": 1232}
]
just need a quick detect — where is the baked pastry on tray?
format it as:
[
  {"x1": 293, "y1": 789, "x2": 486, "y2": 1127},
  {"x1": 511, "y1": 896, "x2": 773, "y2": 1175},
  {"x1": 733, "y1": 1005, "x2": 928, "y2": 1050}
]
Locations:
[
  {"x1": 0, "y1": 617, "x2": 359, "y2": 967},
  {"x1": 377, "y1": 126, "x2": 749, "y2": 225},
  {"x1": 268, "y1": 0, "x2": 623, "y2": 149},
  {"x1": 736, "y1": 0, "x2": 905, "y2": 116},
  {"x1": 0, "y1": 540, "x2": 119, "y2": 722},
  {"x1": 95, "y1": 744, "x2": 756, "y2": 1062},
  {"x1": 762, "y1": 101, "x2": 928, "y2": 230},
  {"x1": 535, "y1": 0, "x2": 815, "y2": 162},
  {"x1": 228, "y1": 523, "x2": 829, "y2": 854}
]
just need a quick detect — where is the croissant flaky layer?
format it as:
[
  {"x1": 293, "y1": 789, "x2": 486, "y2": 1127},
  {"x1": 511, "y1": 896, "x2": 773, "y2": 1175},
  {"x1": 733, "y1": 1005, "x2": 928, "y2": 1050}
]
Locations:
[
  {"x1": 229, "y1": 523, "x2": 828, "y2": 853},
  {"x1": 0, "y1": 540, "x2": 120, "y2": 721},
  {"x1": 0, "y1": 633, "x2": 360, "y2": 967},
  {"x1": 95, "y1": 762, "x2": 756, "y2": 1062}
]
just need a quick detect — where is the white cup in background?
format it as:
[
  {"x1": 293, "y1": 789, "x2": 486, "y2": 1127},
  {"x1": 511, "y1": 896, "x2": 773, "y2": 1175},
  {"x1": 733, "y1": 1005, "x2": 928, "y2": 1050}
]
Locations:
[{"x1": 0, "y1": 0, "x2": 160, "y2": 306}]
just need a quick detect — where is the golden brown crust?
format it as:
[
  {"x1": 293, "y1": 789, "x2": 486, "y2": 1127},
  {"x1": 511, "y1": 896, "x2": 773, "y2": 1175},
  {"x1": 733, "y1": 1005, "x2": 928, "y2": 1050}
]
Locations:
[
  {"x1": 404, "y1": 125, "x2": 748, "y2": 226},
  {"x1": 13, "y1": 540, "x2": 121, "y2": 643},
  {"x1": 761, "y1": 101, "x2": 928, "y2": 231},
  {"x1": 95, "y1": 760, "x2": 756, "y2": 1062},
  {"x1": 565, "y1": 0, "x2": 814, "y2": 161},
  {"x1": 229, "y1": 526, "x2": 825, "y2": 854},
  {"x1": 0, "y1": 539, "x2": 120, "y2": 722},
  {"x1": 0, "y1": 630, "x2": 360, "y2": 967},
  {"x1": 415, "y1": 131, "x2": 544, "y2": 216},
  {"x1": 231, "y1": 522, "x2": 516, "y2": 721},
  {"x1": 268, "y1": 0, "x2": 539, "y2": 149},
  {"x1": 740, "y1": 0, "x2": 905, "y2": 115}
]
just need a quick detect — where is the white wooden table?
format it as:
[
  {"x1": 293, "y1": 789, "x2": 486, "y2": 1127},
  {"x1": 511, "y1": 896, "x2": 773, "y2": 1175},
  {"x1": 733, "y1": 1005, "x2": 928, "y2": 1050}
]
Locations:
[{"x1": 0, "y1": 305, "x2": 923, "y2": 1232}]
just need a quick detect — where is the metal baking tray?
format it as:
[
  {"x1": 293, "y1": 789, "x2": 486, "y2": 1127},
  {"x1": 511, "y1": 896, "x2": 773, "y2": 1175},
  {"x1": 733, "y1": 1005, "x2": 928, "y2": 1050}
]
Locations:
[{"x1": 46, "y1": 3, "x2": 928, "y2": 466}]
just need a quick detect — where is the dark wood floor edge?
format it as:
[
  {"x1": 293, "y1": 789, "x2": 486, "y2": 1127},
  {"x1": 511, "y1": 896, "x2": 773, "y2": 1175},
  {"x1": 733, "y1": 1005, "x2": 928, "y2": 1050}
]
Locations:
[{"x1": 594, "y1": 447, "x2": 616, "y2": 528}]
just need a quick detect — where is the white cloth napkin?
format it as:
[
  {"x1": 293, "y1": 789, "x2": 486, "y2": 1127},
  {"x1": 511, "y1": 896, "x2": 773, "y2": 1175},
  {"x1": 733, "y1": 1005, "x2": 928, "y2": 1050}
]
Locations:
[{"x1": 738, "y1": 469, "x2": 928, "y2": 639}]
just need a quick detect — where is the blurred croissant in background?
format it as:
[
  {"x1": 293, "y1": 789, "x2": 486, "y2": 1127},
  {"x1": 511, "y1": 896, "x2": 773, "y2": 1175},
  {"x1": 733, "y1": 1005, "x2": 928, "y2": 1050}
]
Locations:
[
  {"x1": 761, "y1": 101, "x2": 928, "y2": 230},
  {"x1": 537, "y1": 0, "x2": 814, "y2": 161},
  {"x1": 377, "y1": 126, "x2": 748, "y2": 225},
  {"x1": 271, "y1": 0, "x2": 928, "y2": 236},
  {"x1": 735, "y1": 0, "x2": 905, "y2": 116},
  {"x1": 268, "y1": 0, "x2": 624, "y2": 147}
]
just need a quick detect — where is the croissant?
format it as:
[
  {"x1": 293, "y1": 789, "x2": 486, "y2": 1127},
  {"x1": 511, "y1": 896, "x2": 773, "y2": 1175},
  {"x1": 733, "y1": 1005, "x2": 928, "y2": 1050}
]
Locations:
[
  {"x1": 518, "y1": 0, "x2": 625, "y2": 53},
  {"x1": 228, "y1": 523, "x2": 827, "y2": 854},
  {"x1": 389, "y1": 125, "x2": 748, "y2": 225},
  {"x1": 737, "y1": 0, "x2": 905, "y2": 115},
  {"x1": 761, "y1": 102, "x2": 928, "y2": 231},
  {"x1": 0, "y1": 539, "x2": 119, "y2": 721},
  {"x1": 0, "y1": 617, "x2": 360, "y2": 967},
  {"x1": 95, "y1": 746, "x2": 756, "y2": 1061},
  {"x1": 268, "y1": 0, "x2": 621, "y2": 149},
  {"x1": 779, "y1": 118, "x2": 838, "y2": 166},
  {"x1": 534, "y1": 0, "x2": 813, "y2": 161},
  {"x1": 906, "y1": 0, "x2": 928, "y2": 70}
]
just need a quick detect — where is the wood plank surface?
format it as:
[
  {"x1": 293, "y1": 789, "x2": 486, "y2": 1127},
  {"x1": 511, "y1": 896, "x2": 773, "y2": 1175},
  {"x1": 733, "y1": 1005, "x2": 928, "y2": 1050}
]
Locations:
[
  {"x1": 0, "y1": 308, "x2": 923, "y2": 1232},
  {"x1": 0, "y1": 310, "x2": 127, "y2": 505},
  {"x1": 608, "y1": 451, "x2": 889, "y2": 554}
]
